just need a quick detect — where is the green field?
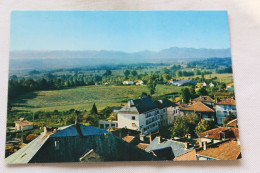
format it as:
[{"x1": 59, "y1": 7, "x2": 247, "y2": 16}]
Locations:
[
  {"x1": 11, "y1": 85, "x2": 183, "y2": 112},
  {"x1": 179, "y1": 73, "x2": 233, "y2": 84}
]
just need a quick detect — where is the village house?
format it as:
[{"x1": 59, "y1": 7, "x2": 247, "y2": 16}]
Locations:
[
  {"x1": 98, "y1": 120, "x2": 118, "y2": 130},
  {"x1": 209, "y1": 82, "x2": 215, "y2": 87},
  {"x1": 155, "y1": 99, "x2": 180, "y2": 126},
  {"x1": 15, "y1": 118, "x2": 33, "y2": 131},
  {"x1": 123, "y1": 81, "x2": 134, "y2": 85},
  {"x1": 192, "y1": 96, "x2": 215, "y2": 106},
  {"x1": 196, "y1": 140, "x2": 241, "y2": 160},
  {"x1": 215, "y1": 97, "x2": 236, "y2": 125},
  {"x1": 118, "y1": 96, "x2": 161, "y2": 135},
  {"x1": 180, "y1": 102, "x2": 215, "y2": 121},
  {"x1": 5, "y1": 123, "x2": 158, "y2": 163}
]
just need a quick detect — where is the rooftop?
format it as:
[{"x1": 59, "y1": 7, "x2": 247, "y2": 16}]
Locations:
[
  {"x1": 122, "y1": 136, "x2": 135, "y2": 143},
  {"x1": 227, "y1": 119, "x2": 238, "y2": 127},
  {"x1": 181, "y1": 102, "x2": 214, "y2": 112},
  {"x1": 174, "y1": 149, "x2": 197, "y2": 161},
  {"x1": 155, "y1": 99, "x2": 179, "y2": 109},
  {"x1": 216, "y1": 97, "x2": 236, "y2": 105},
  {"x1": 193, "y1": 96, "x2": 214, "y2": 103},
  {"x1": 15, "y1": 120, "x2": 33, "y2": 127},
  {"x1": 198, "y1": 127, "x2": 239, "y2": 140},
  {"x1": 197, "y1": 140, "x2": 241, "y2": 160}
]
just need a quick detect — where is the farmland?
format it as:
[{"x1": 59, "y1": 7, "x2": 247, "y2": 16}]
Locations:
[{"x1": 10, "y1": 84, "x2": 183, "y2": 113}]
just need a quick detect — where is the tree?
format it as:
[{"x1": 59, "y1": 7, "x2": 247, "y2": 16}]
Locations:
[
  {"x1": 181, "y1": 88, "x2": 191, "y2": 103},
  {"x1": 124, "y1": 70, "x2": 130, "y2": 79},
  {"x1": 197, "y1": 87, "x2": 208, "y2": 96},
  {"x1": 140, "y1": 92, "x2": 148, "y2": 97},
  {"x1": 103, "y1": 70, "x2": 112, "y2": 77},
  {"x1": 86, "y1": 114, "x2": 99, "y2": 126},
  {"x1": 195, "y1": 119, "x2": 215, "y2": 135},
  {"x1": 147, "y1": 74, "x2": 157, "y2": 95},
  {"x1": 223, "y1": 112, "x2": 236, "y2": 126},
  {"x1": 90, "y1": 103, "x2": 98, "y2": 115},
  {"x1": 100, "y1": 106, "x2": 113, "y2": 119},
  {"x1": 131, "y1": 70, "x2": 138, "y2": 76},
  {"x1": 26, "y1": 134, "x2": 38, "y2": 142}
]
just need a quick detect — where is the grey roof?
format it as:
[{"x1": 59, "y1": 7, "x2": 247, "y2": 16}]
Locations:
[
  {"x1": 145, "y1": 137, "x2": 194, "y2": 158},
  {"x1": 119, "y1": 96, "x2": 158, "y2": 114},
  {"x1": 172, "y1": 79, "x2": 197, "y2": 86}
]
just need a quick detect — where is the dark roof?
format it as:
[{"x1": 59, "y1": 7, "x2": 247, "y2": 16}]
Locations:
[
  {"x1": 119, "y1": 96, "x2": 158, "y2": 114},
  {"x1": 155, "y1": 99, "x2": 179, "y2": 109},
  {"x1": 151, "y1": 147, "x2": 174, "y2": 160}
]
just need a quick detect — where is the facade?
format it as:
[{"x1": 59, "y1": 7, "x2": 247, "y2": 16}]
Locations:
[
  {"x1": 118, "y1": 97, "x2": 160, "y2": 135},
  {"x1": 180, "y1": 102, "x2": 215, "y2": 121},
  {"x1": 15, "y1": 119, "x2": 33, "y2": 131},
  {"x1": 215, "y1": 97, "x2": 236, "y2": 125}
]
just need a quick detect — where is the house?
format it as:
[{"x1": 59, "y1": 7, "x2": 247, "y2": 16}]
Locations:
[
  {"x1": 192, "y1": 96, "x2": 215, "y2": 106},
  {"x1": 196, "y1": 140, "x2": 241, "y2": 160},
  {"x1": 202, "y1": 82, "x2": 207, "y2": 87},
  {"x1": 5, "y1": 123, "x2": 158, "y2": 164},
  {"x1": 136, "y1": 80, "x2": 144, "y2": 85},
  {"x1": 123, "y1": 81, "x2": 134, "y2": 85},
  {"x1": 155, "y1": 99, "x2": 180, "y2": 126},
  {"x1": 170, "y1": 79, "x2": 197, "y2": 86},
  {"x1": 198, "y1": 126, "x2": 239, "y2": 144},
  {"x1": 145, "y1": 136, "x2": 195, "y2": 160},
  {"x1": 209, "y1": 82, "x2": 215, "y2": 87},
  {"x1": 226, "y1": 83, "x2": 234, "y2": 92},
  {"x1": 118, "y1": 96, "x2": 160, "y2": 135},
  {"x1": 215, "y1": 97, "x2": 236, "y2": 125},
  {"x1": 98, "y1": 120, "x2": 118, "y2": 129},
  {"x1": 180, "y1": 102, "x2": 215, "y2": 121},
  {"x1": 15, "y1": 118, "x2": 33, "y2": 131}
]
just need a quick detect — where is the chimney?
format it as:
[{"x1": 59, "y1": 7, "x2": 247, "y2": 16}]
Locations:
[
  {"x1": 184, "y1": 142, "x2": 189, "y2": 149},
  {"x1": 199, "y1": 141, "x2": 203, "y2": 148},
  {"x1": 140, "y1": 135, "x2": 145, "y2": 142},
  {"x1": 128, "y1": 99, "x2": 134, "y2": 107},
  {"x1": 148, "y1": 133, "x2": 152, "y2": 144},
  {"x1": 157, "y1": 136, "x2": 161, "y2": 143},
  {"x1": 44, "y1": 127, "x2": 47, "y2": 135},
  {"x1": 203, "y1": 141, "x2": 207, "y2": 150}
]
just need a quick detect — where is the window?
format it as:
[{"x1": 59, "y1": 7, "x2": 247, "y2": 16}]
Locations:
[
  {"x1": 132, "y1": 116, "x2": 135, "y2": 120},
  {"x1": 132, "y1": 123, "x2": 136, "y2": 127}
]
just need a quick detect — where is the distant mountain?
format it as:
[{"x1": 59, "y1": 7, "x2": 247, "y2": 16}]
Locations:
[{"x1": 9, "y1": 47, "x2": 231, "y2": 72}]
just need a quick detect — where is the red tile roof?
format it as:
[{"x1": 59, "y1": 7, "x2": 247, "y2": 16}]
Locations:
[
  {"x1": 15, "y1": 120, "x2": 33, "y2": 127},
  {"x1": 193, "y1": 96, "x2": 214, "y2": 103},
  {"x1": 174, "y1": 149, "x2": 197, "y2": 161},
  {"x1": 198, "y1": 127, "x2": 239, "y2": 139},
  {"x1": 216, "y1": 97, "x2": 236, "y2": 105},
  {"x1": 180, "y1": 102, "x2": 214, "y2": 112},
  {"x1": 197, "y1": 140, "x2": 241, "y2": 160}
]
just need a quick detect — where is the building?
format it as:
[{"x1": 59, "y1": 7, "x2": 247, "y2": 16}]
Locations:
[
  {"x1": 170, "y1": 79, "x2": 197, "y2": 86},
  {"x1": 5, "y1": 124, "x2": 158, "y2": 164},
  {"x1": 15, "y1": 118, "x2": 33, "y2": 131},
  {"x1": 123, "y1": 81, "x2": 134, "y2": 85},
  {"x1": 209, "y1": 82, "x2": 215, "y2": 87},
  {"x1": 215, "y1": 97, "x2": 236, "y2": 125},
  {"x1": 136, "y1": 80, "x2": 144, "y2": 85},
  {"x1": 118, "y1": 96, "x2": 160, "y2": 135},
  {"x1": 192, "y1": 96, "x2": 215, "y2": 106},
  {"x1": 98, "y1": 120, "x2": 118, "y2": 130},
  {"x1": 155, "y1": 99, "x2": 180, "y2": 126},
  {"x1": 145, "y1": 136, "x2": 195, "y2": 160},
  {"x1": 196, "y1": 140, "x2": 241, "y2": 160},
  {"x1": 180, "y1": 102, "x2": 215, "y2": 121}
]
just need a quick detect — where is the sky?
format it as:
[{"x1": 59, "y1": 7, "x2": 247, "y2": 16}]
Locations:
[{"x1": 10, "y1": 11, "x2": 230, "y2": 52}]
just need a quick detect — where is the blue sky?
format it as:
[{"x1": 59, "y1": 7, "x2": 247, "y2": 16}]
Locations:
[{"x1": 10, "y1": 11, "x2": 230, "y2": 52}]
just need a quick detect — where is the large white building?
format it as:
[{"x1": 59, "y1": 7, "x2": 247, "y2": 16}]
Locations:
[{"x1": 118, "y1": 96, "x2": 179, "y2": 135}]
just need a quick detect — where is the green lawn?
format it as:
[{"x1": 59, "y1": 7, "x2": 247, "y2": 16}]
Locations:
[
  {"x1": 11, "y1": 84, "x2": 183, "y2": 112},
  {"x1": 178, "y1": 73, "x2": 233, "y2": 84}
]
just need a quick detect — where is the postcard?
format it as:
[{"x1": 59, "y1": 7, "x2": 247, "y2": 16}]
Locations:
[{"x1": 5, "y1": 11, "x2": 241, "y2": 163}]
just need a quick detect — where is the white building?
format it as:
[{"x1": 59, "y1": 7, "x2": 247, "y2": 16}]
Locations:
[
  {"x1": 209, "y1": 82, "x2": 215, "y2": 87},
  {"x1": 215, "y1": 97, "x2": 237, "y2": 125},
  {"x1": 136, "y1": 80, "x2": 144, "y2": 85},
  {"x1": 118, "y1": 97, "x2": 160, "y2": 135},
  {"x1": 15, "y1": 118, "x2": 33, "y2": 131},
  {"x1": 123, "y1": 81, "x2": 134, "y2": 85}
]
